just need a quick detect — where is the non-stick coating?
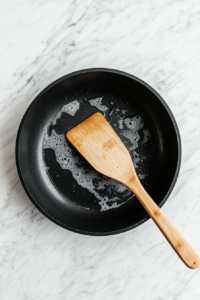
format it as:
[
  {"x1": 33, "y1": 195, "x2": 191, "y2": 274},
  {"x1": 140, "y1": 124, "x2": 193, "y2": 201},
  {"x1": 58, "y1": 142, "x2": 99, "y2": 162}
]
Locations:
[{"x1": 16, "y1": 69, "x2": 181, "y2": 235}]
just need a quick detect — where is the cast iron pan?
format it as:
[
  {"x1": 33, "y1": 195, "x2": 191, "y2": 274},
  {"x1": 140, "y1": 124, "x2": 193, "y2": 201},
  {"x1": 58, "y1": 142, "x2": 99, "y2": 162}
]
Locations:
[{"x1": 16, "y1": 68, "x2": 181, "y2": 235}]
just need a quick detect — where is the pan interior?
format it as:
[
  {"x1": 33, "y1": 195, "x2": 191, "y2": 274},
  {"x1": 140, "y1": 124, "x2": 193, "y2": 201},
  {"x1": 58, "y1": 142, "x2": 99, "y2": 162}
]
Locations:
[{"x1": 17, "y1": 70, "x2": 180, "y2": 234}]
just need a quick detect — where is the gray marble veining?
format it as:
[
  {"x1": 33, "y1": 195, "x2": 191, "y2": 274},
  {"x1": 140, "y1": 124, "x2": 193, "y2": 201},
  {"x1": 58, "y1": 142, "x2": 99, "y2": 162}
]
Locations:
[{"x1": 1, "y1": 0, "x2": 200, "y2": 299}]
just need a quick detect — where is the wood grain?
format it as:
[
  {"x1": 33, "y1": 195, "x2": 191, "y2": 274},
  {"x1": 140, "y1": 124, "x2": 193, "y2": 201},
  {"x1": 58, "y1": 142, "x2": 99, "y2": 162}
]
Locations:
[{"x1": 66, "y1": 112, "x2": 200, "y2": 269}]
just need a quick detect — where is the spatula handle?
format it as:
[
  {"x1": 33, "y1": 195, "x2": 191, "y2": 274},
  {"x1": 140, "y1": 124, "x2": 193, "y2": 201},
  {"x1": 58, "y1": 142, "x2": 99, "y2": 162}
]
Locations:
[{"x1": 126, "y1": 178, "x2": 200, "y2": 269}]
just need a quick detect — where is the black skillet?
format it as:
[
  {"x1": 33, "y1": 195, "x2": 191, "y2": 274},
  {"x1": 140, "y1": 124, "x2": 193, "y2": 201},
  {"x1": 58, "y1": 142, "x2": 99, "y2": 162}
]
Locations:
[{"x1": 16, "y1": 68, "x2": 181, "y2": 235}]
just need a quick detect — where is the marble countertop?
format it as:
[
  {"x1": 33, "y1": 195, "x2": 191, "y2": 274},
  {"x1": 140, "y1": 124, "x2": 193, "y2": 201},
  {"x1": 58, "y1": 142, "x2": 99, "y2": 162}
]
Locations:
[{"x1": 1, "y1": 0, "x2": 200, "y2": 299}]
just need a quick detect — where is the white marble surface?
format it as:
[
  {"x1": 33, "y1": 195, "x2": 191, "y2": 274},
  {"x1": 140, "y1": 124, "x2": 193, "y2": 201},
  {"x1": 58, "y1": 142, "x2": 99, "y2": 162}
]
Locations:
[{"x1": 1, "y1": 0, "x2": 200, "y2": 299}]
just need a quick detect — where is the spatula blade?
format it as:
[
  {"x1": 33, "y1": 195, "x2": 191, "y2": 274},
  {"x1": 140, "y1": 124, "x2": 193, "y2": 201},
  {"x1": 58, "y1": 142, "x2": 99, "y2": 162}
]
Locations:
[{"x1": 66, "y1": 112, "x2": 135, "y2": 183}]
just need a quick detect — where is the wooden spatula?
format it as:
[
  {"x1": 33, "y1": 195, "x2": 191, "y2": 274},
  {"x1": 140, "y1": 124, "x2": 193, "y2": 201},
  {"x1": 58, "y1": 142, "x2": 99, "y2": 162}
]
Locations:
[{"x1": 66, "y1": 112, "x2": 200, "y2": 269}]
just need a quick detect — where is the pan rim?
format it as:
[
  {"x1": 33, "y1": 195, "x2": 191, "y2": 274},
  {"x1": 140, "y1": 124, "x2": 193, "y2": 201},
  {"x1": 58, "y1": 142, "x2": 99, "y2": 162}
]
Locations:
[{"x1": 15, "y1": 68, "x2": 181, "y2": 236}]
